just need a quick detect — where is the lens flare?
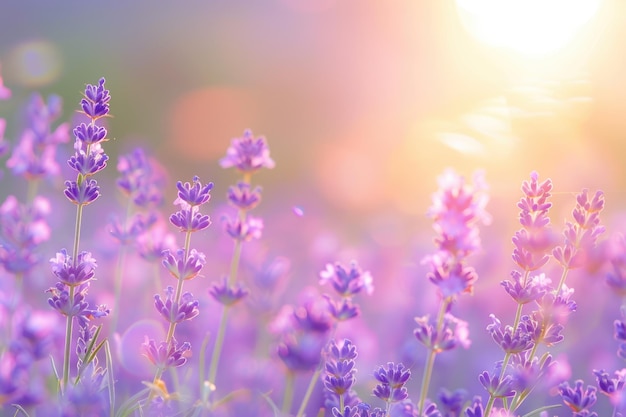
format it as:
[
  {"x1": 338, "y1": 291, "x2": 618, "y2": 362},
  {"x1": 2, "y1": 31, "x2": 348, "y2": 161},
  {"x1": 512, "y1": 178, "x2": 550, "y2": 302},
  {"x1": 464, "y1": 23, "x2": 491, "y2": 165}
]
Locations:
[{"x1": 456, "y1": 0, "x2": 602, "y2": 55}]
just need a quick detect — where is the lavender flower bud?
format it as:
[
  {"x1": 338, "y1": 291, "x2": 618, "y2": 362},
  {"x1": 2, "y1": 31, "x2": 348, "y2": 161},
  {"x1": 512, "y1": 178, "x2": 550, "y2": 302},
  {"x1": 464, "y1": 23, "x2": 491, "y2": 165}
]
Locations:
[{"x1": 219, "y1": 129, "x2": 275, "y2": 173}]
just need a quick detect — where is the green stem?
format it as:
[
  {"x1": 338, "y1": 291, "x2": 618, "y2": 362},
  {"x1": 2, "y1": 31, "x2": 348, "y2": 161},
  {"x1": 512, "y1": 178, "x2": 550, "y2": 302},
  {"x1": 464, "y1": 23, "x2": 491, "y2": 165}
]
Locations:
[
  {"x1": 417, "y1": 297, "x2": 450, "y2": 415},
  {"x1": 281, "y1": 371, "x2": 295, "y2": 415},
  {"x1": 295, "y1": 367, "x2": 323, "y2": 417},
  {"x1": 207, "y1": 236, "x2": 244, "y2": 392},
  {"x1": 483, "y1": 270, "x2": 529, "y2": 416},
  {"x1": 61, "y1": 202, "x2": 85, "y2": 391},
  {"x1": 61, "y1": 285, "x2": 76, "y2": 391},
  {"x1": 110, "y1": 200, "x2": 134, "y2": 336}
]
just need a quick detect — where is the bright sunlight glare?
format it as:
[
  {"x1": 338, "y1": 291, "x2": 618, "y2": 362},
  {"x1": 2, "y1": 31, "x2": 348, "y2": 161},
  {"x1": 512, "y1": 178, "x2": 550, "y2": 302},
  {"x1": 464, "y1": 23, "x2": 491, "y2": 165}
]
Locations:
[{"x1": 456, "y1": 0, "x2": 602, "y2": 55}]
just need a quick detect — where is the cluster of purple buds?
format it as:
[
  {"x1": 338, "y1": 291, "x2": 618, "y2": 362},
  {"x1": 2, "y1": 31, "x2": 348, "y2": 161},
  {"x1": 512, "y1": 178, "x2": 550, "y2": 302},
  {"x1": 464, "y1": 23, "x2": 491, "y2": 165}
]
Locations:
[
  {"x1": 511, "y1": 171, "x2": 556, "y2": 272},
  {"x1": 324, "y1": 339, "x2": 359, "y2": 406},
  {"x1": 422, "y1": 169, "x2": 490, "y2": 299},
  {"x1": 0, "y1": 298, "x2": 59, "y2": 406},
  {"x1": 319, "y1": 261, "x2": 373, "y2": 322},
  {"x1": 63, "y1": 78, "x2": 110, "y2": 207},
  {"x1": 414, "y1": 313, "x2": 471, "y2": 353},
  {"x1": 553, "y1": 189, "x2": 605, "y2": 269},
  {"x1": 116, "y1": 147, "x2": 166, "y2": 207},
  {"x1": 0, "y1": 195, "x2": 51, "y2": 274},
  {"x1": 145, "y1": 176, "x2": 213, "y2": 372},
  {"x1": 219, "y1": 129, "x2": 273, "y2": 243},
  {"x1": 559, "y1": 380, "x2": 598, "y2": 416},
  {"x1": 372, "y1": 362, "x2": 412, "y2": 408},
  {"x1": 7, "y1": 93, "x2": 69, "y2": 181}
]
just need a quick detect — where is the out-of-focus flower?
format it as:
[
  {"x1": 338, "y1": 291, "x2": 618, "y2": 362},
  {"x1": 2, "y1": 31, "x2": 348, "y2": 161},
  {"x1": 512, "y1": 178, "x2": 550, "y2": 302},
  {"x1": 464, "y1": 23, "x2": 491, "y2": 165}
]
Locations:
[
  {"x1": 319, "y1": 261, "x2": 373, "y2": 297},
  {"x1": 227, "y1": 182, "x2": 262, "y2": 210},
  {"x1": 512, "y1": 171, "x2": 557, "y2": 272},
  {"x1": 117, "y1": 147, "x2": 167, "y2": 207},
  {"x1": 222, "y1": 215, "x2": 263, "y2": 241},
  {"x1": 220, "y1": 129, "x2": 275, "y2": 173},
  {"x1": 0, "y1": 195, "x2": 51, "y2": 274},
  {"x1": 554, "y1": 189, "x2": 605, "y2": 269},
  {"x1": 7, "y1": 93, "x2": 69, "y2": 181},
  {"x1": 209, "y1": 277, "x2": 249, "y2": 306}
]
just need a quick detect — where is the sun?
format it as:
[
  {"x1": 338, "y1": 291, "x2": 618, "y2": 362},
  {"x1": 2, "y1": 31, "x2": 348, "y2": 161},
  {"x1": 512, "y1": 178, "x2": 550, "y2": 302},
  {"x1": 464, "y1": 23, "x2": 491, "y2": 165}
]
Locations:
[{"x1": 456, "y1": 0, "x2": 602, "y2": 55}]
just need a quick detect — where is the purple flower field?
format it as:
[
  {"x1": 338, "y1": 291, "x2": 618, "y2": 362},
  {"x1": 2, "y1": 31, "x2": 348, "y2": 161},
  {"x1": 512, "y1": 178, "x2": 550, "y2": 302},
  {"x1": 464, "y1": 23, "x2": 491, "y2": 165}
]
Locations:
[{"x1": 1, "y1": 2, "x2": 626, "y2": 417}]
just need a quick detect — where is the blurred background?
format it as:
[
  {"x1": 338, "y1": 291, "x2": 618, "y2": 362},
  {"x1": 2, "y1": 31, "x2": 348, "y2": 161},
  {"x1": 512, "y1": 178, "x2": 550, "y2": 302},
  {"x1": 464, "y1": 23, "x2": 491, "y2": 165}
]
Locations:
[{"x1": 1, "y1": 0, "x2": 626, "y2": 414}]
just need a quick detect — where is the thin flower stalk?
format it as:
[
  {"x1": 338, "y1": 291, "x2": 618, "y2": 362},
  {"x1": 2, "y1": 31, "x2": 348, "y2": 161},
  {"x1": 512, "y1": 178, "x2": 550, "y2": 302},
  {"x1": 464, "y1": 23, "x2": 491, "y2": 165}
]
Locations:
[
  {"x1": 57, "y1": 78, "x2": 111, "y2": 392},
  {"x1": 207, "y1": 129, "x2": 273, "y2": 396},
  {"x1": 416, "y1": 169, "x2": 489, "y2": 415}
]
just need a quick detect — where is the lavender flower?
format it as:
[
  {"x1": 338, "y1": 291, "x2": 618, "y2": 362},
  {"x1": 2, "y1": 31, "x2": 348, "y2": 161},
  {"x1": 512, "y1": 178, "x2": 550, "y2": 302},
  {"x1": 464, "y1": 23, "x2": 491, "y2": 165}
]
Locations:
[
  {"x1": 219, "y1": 129, "x2": 275, "y2": 173},
  {"x1": 487, "y1": 314, "x2": 534, "y2": 354},
  {"x1": 512, "y1": 171, "x2": 556, "y2": 272},
  {"x1": 81, "y1": 77, "x2": 110, "y2": 119},
  {"x1": 479, "y1": 370, "x2": 515, "y2": 399},
  {"x1": 227, "y1": 181, "x2": 262, "y2": 210},
  {"x1": 154, "y1": 286, "x2": 200, "y2": 323},
  {"x1": 0, "y1": 195, "x2": 51, "y2": 274},
  {"x1": 222, "y1": 214, "x2": 264, "y2": 241},
  {"x1": 319, "y1": 261, "x2": 374, "y2": 297},
  {"x1": 438, "y1": 388, "x2": 467, "y2": 417},
  {"x1": 49, "y1": 249, "x2": 97, "y2": 286},
  {"x1": 594, "y1": 369, "x2": 626, "y2": 398},
  {"x1": 63, "y1": 178, "x2": 100, "y2": 206},
  {"x1": 559, "y1": 380, "x2": 597, "y2": 413},
  {"x1": 324, "y1": 339, "x2": 358, "y2": 397},
  {"x1": 209, "y1": 276, "x2": 249, "y2": 306},
  {"x1": 142, "y1": 337, "x2": 191, "y2": 370},
  {"x1": 6, "y1": 93, "x2": 69, "y2": 180},
  {"x1": 553, "y1": 190, "x2": 605, "y2": 269},
  {"x1": 162, "y1": 247, "x2": 206, "y2": 281},
  {"x1": 373, "y1": 362, "x2": 411, "y2": 403},
  {"x1": 116, "y1": 147, "x2": 166, "y2": 207}
]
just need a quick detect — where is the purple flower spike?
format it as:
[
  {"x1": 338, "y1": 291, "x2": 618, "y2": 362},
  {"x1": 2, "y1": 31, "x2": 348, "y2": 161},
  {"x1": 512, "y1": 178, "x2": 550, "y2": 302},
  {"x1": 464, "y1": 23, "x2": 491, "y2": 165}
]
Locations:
[
  {"x1": 73, "y1": 123, "x2": 107, "y2": 145},
  {"x1": 324, "y1": 295, "x2": 360, "y2": 321},
  {"x1": 81, "y1": 78, "x2": 110, "y2": 119},
  {"x1": 209, "y1": 277, "x2": 249, "y2": 306},
  {"x1": 154, "y1": 286, "x2": 200, "y2": 324},
  {"x1": 487, "y1": 314, "x2": 534, "y2": 354},
  {"x1": 512, "y1": 171, "x2": 557, "y2": 271},
  {"x1": 169, "y1": 206, "x2": 211, "y2": 233},
  {"x1": 553, "y1": 189, "x2": 605, "y2": 269},
  {"x1": 593, "y1": 369, "x2": 626, "y2": 398},
  {"x1": 319, "y1": 261, "x2": 374, "y2": 298},
  {"x1": 176, "y1": 176, "x2": 213, "y2": 207},
  {"x1": 67, "y1": 145, "x2": 109, "y2": 177},
  {"x1": 227, "y1": 182, "x2": 262, "y2": 210},
  {"x1": 162, "y1": 248, "x2": 206, "y2": 281},
  {"x1": 223, "y1": 215, "x2": 264, "y2": 241},
  {"x1": 50, "y1": 249, "x2": 97, "y2": 286},
  {"x1": 142, "y1": 337, "x2": 191, "y2": 370},
  {"x1": 64, "y1": 179, "x2": 100, "y2": 206},
  {"x1": 558, "y1": 380, "x2": 597, "y2": 413},
  {"x1": 324, "y1": 339, "x2": 358, "y2": 396},
  {"x1": 479, "y1": 371, "x2": 515, "y2": 398},
  {"x1": 372, "y1": 362, "x2": 411, "y2": 403},
  {"x1": 220, "y1": 129, "x2": 275, "y2": 173}
]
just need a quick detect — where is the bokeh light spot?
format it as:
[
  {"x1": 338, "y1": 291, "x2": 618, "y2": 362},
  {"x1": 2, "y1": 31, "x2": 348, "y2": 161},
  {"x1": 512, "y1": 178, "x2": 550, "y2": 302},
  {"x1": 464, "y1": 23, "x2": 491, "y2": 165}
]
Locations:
[
  {"x1": 456, "y1": 0, "x2": 602, "y2": 55},
  {"x1": 118, "y1": 319, "x2": 165, "y2": 378},
  {"x1": 7, "y1": 40, "x2": 62, "y2": 87}
]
